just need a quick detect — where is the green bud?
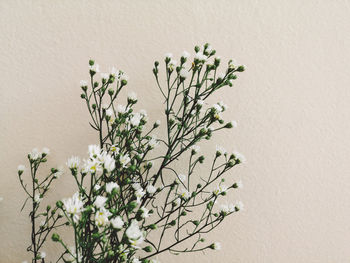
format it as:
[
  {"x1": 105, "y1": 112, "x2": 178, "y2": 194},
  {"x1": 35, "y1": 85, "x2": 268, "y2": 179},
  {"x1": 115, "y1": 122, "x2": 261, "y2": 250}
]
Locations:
[
  {"x1": 46, "y1": 205, "x2": 51, "y2": 211},
  {"x1": 89, "y1": 60, "x2": 95, "y2": 66},
  {"x1": 194, "y1": 46, "x2": 200, "y2": 52},
  {"x1": 121, "y1": 79, "x2": 127, "y2": 86},
  {"x1": 169, "y1": 220, "x2": 176, "y2": 226},
  {"x1": 56, "y1": 200, "x2": 63, "y2": 208},
  {"x1": 237, "y1": 65, "x2": 245, "y2": 72},
  {"x1": 198, "y1": 156, "x2": 205, "y2": 163},
  {"x1": 181, "y1": 211, "x2": 187, "y2": 216},
  {"x1": 143, "y1": 246, "x2": 152, "y2": 252},
  {"x1": 51, "y1": 233, "x2": 60, "y2": 242},
  {"x1": 108, "y1": 89, "x2": 114, "y2": 96},
  {"x1": 149, "y1": 224, "x2": 157, "y2": 230},
  {"x1": 193, "y1": 220, "x2": 199, "y2": 226},
  {"x1": 154, "y1": 61, "x2": 159, "y2": 67},
  {"x1": 80, "y1": 93, "x2": 86, "y2": 99},
  {"x1": 197, "y1": 184, "x2": 202, "y2": 189},
  {"x1": 93, "y1": 82, "x2": 99, "y2": 88}
]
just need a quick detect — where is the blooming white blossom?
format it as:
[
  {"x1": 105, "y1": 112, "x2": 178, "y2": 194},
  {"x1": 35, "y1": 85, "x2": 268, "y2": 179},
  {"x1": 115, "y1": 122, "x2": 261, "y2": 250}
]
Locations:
[
  {"x1": 165, "y1": 53, "x2": 173, "y2": 58},
  {"x1": 173, "y1": 197, "x2": 181, "y2": 206},
  {"x1": 17, "y1": 165, "x2": 25, "y2": 173},
  {"x1": 90, "y1": 64, "x2": 100, "y2": 73},
  {"x1": 111, "y1": 216, "x2": 124, "y2": 229},
  {"x1": 178, "y1": 187, "x2": 191, "y2": 200},
  {"x1": 110, "y1": 66, "x2": 118, "y2": 76},
  {"x1": 235, "y1": 180, "x2": 243, "y2": 189},
  {"x1": 219, "y1": 204, "x2": 230, "y2": 213},
  {"x1": 155, "y1": 120, "x2": 161, "y2": 126},
  {"x1": 94, "y1": 184, "x2": 101, "y2": 191},
  {"x1": 194, "y1": 52, "x2": 207, "y2": 61},
  {"x1": 106, "y1": 182, "x2": 119, "y2": 194},
  {"x1": 216, "y1": 145, "x2": 226, "y2": 155},
  {"x1": 182, "y1": 50, "x2": 190, "y2": 58},
  {"x1": 53, "y1": 166, "x2": 64, "y2": 178},
  {"x1": 132, "y1": 258, "x2": 141, "y2": 263},
  {"x1": 148, "y1": 135, "x2": 159, "y2": 149},
  {"x1": 190, "y1": 145, "x2": 200, "y2": 154},
  {"x1": 130, "y1": 113, "x2": 142, "y2": 126},
  {"x1": 88, "y1": 145, "x2": 101, "y2": 158},
  {"x1": 197, "y1": 99, "x2": 204, "y2": 106},
  {"x1": 110, "y1": 145, "x2": 120, "y2": 154},
  {"x1": 120, "y1": 72, "x2": 128, "y2": 81},
  {"x1": 126, "y1": 220, "x2": 142, "y2": 240},
  {"x1": 101, "y1": 73, "x2": 109, "y2": 80},
  {"x1": 179, "y1": 68, "x2": 189, "y2": 79},
  {"x1": 140, "y1": 207, "x2": 150, "y2": 218},
  {"x1": 34, "y1": 194, "x2": 42, "y2": 203},
  {"x1": 42, "y1": 147, "x2": 50, "y2": 155},
  {"x1": 229, "y1": 120, "x2": 238, "y2": 128},
  {"x1": 218, "y1": 101, "x2": 228, "y2": 111},
  {"x1": 117, "y1": 104, "x2": 128, "y2": 114},
  {"x1": 66, "y1": 156, "x2": 80, "y2": 169},
  {"x1": 119, "y1": 153, "x2": 131, "y2": 168},
  {"x1": 135, "y1": 188, "x2": 145, "y2": 203},
  {"x1": 235, "y1": 201, "x2": 244, "y2": 211},
  {"x1": 95, "y1": 207, "x2": 112, "y2": 227},
  {"x1": 132, "y1": 183, "x2": 141, "y2": 191},
  {"x1": 212, "y1": 242, "x2": 221, "y2": 250},
  {"x1": 213, "y1": 184, "x2": 228, "y2": 196},
  {"x1": 128, "y1": 92, "x2": 137, "y2": 102},
  {"x1": 103, "y1": 154, "x2": 115, "y2": 172},
  {"x1": 178, "y1": 174, "x2": 187, "y2": 183},
  {"x1": 80, "y1": 80, "x2": 87, "y2": 87},
  {"x1": 40, "y1": 251, "x2": 46, "y2": 259},
  {"x1": 213, "y1": 103, "x2": 223, "y2": 113},
  {"x1": 94, "y1": 196, "x2": 107, "y2": 209},
  {"x1": 105, "y1": 108, "x2": 114, "y2": 118},
  {"x1": 84, "y1": 158, "x2": 100, "y2": 173},
  {"x1": 146, "y1": 185, "x2": 156, "y2": 194},
  {"x1": 233, "y1": 151, "x2": 246, "y2": 163},
  {"x1": 62, "y1": 192, "x2": 84, "y2": 223},
  {"x1": 29, "y1": 148, "x2": 41, "y2": 160}
]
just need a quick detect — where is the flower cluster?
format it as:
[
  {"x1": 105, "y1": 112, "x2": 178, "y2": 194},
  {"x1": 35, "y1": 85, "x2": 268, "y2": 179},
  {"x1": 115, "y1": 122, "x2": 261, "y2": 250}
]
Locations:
[{"x1": 18, "y1": 44, "x2": 245, "y2": 263}]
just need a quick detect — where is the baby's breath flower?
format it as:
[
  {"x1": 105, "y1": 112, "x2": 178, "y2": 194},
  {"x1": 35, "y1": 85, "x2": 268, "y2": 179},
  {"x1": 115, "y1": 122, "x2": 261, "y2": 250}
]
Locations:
[
  {"x1": 146, "y1": 185, "x2": 156, "y2": 194},
  {"x1": 119, "y1": 153, "x2": 131, "y2": 168},
  {"x1": 101, "y1": 73, "x2": 109, "y2": 80},
  {"x1": 178, "y1": 174, "x2": 187, "y2": 183},
  {"x1": 106, "y1": 182, "x2": 119, "y2": 194},
  {"x1": 165, "y1": 53, "x2": 173, "y2": 59},
  {"x1": 17, "y1": 165, "x2": 25, "y2": 174},
  {"x1": 117, "y1": 104, "x2": 128, "y2": 114},
  {"x1": 179, "y1": 68, "x2": 189, "y2": 79},
  {"x1": 34, "y1": 194, "x2": 42, "y2": 204},
  {"x1": 111, "y1": 216, "x2": 124, "y2": 229},
  {"x1": 110, "y1": 145, "x2": 120, "y2": 154},
  {"x1": 128, "y1": 91, "x2": 137, "y2": 102},
  {"x1": 178, "y1": 187, "x2": 190, "y2": 200},
  {"x1": 148, "y1": 135, "x2": 159, "y2": 149},
  {"x1": 194, "y1": 52, "x2": 207, "y2": 61},
  {"x1": 29, "y1": 148, "x2": 41, "y2": 160},
  {"x1": 216, "y1": 145, "x2": 226, "y2": 155},
  {"x1": 90, "y1": 64, "x2": 100, "y2": 73},
  {"x1": 182, "y1": 51, "x2": 190, "y2": 58},
  {"x1": 130, "y1": 113, "x2": 142, "y2": 126},
  {"x1": 190, "y1": 145, "x2": 200, "y2": 154},
  {"x1": 94, "y1": 196, "x2": 107, "y2": 209},
  {"x1": 66, "y1": 156, "x2": 80, "y2": 169},
  {"x1": 62, "y1": 192, "x2": 84, "y2": 223},
  {"x1": 126, "y1": 220, "x2": 142, "y2": 240},
  {"x1": 140, "y1": 207, "x2": 150, "y2": 218},
  {"x1": 105, "y1": 108, "x2": 114, "y2": 118},
  {"x1": 235, "y1": 201, "x2": 244, "y2": 211},
  {"x1": 88, "y1": 145, "x2": 101, "y2": 159},
  {"x1": 213, "y1": 184, "x2": 228, "y2": 196},
  {"x1": 39, "y1": 252, "x2": 46, "y2": 259},
  {"x1": 210, "y1": 242, "x2": 221, "y2": 250},
  {"x1": 233, "y1": 151, "x2": 246, "y2": 163},
  {"x1": 94, "y1": 184, "x2": 101, "y2": 191},
  {"x1": 95, "y1": 207, "x2": 112, "y2": 227},
  {"x1": 103, "y1": 154, "x2": 115, "y2": 172}
]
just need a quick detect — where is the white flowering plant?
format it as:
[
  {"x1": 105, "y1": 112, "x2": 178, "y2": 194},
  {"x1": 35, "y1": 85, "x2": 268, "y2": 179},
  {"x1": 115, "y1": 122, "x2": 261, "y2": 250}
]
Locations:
[{"x1": 18, "y1": 43, "x2": 245, "y2": 263}]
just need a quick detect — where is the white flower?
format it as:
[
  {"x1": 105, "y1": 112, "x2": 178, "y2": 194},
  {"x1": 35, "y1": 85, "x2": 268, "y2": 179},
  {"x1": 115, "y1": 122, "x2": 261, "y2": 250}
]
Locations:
[
  {"x1": 128, "y1": 92, "x2": 137, "y2": 102},
  {"x1": 220, "y1": 204, "x2": 230, "y2": 213},
  {"x1": 216, "y1": 145, "x2": 226, "y2": 155},
  {"x1": 178, "y1": 174, "x2": 187, "y2": 183},
  {"x1": 218, "y1": 101, "x2": 228, "y2": 111},
  {"x1": 197, "y1": 99, "x2": 204, "y2": 106},
  {"x1": 169, "y1": 59, "x2": 177, "y2": 69},
  {"x1": 173, "y1": 197, "x2": 181, "y2": 206},
  {"x1": 40, "y1": 252, "x2": 46, "y2": 259},
  {"x1": 130, "y1": 113, "x2": 142, "y2": 126},
  {"x1": 165, "y1": 53, "x2": 173, "y2": 58},
  {"x1": 155, "y1": 120, "x2": 161, "y2": 126},
  {"x1": 17, "y1": 164, "x2": 25, "y2": 172},
  {"x1": 213, "y1": 184, "x2": 228, "y2": 196},
  {"x1": 110, "y1": 66, "x2": 118, "y2": 76},
  {"x1": 228, "y1": 59, "x2": 237, "y2": 69},
  {"x1": 235, "y1": 201, "x2": 244, "y2": 211},
  {"x1": 140, "y1": 109, "x2": 147, "y2": 117},
  {"x1": 53, "y1": 166, "x2": 64, "y2": 178},
  {"x1": 213, "y1": 103, "x2": 223, "y2": 113},
  {"x1": 236, "y1": 180, "x2": 243, "y2": 189},
  {"x1": 212, "y1": 242, "x2": 221, "y2": 250},
  {"x1": 84, "y1": 158, "x2": 100, "y2": 173},
  {"x1": 179, "y1": 68, "x2": 189, "y2": 79},
  {"x1": 178, "y1": 187, "x2": 190, "y2": 200},
  {"x1": 190, "y1": 145, "x2": 200, "y2": 154},
  {"x1": 182, "y1": 50, "x2": 190, "y2": 58},
  {"x1": 94, "y1": 196, "x2": 107, "y2": 209},
  {"x1": 148, "y1": 135, "x2": 159, "y2": 149},
  {"x1": 146, "y1": 185, "x2": 156, "y2": 194},
  {"x1": 103, "y1": 154, "x2": 115, "y2": 172},
  {"x1": 117, "y1": 104, "x2": 128, "y2": 114},
  {"x1": 106, "y1": 182, "x2": 119, "y2": 194},
  {"x1": 229, "y1": 120, "x2": 238, "y2": 128},
  {"x1": 126, "y1": 220, "x2": 142, "y2": 240},
  {"x1": 110, "y1": 145, "x2": 120, "y2": 154},
  {"x1": 206, "y1": 45, "x2": 213, "y2": 53},
  {"x1": 120, "y1": 72, "x2": 128, "y2": 81},
  {"x1": 80, "y1": 80, "x2": 87, "y2": 87},
  {"x1": 140, "y1": 207, "x2": 149, "y2": 218},
  {"x1": 135, "y1": 188, "x2": 145, "y2": 203},
  {"x1": 94, "y1": 184, "x2": 101, "y2": 191},
  {"x1": 105, "y1": 108, "x2": 114, "y2": 118},
  {"x1": 132, "y1": 183, "x2": 141, "y2": 191},
  {"x1": 42, "y1": 147, "x2": 50, "y2": 155},
  {"x1": 233, "y1": 151, "x2": 246, "y2": 163},
  {"x1": 132, "y1": 258, "x2": 141, "y2": 263},
  {"x1": 34, "y1": 194, "x2": 42, "y2": 203},
  {"x1": 66, "y1": 156, "x2": 80, "y2": 169},
  {"x1": 88, "y1": 145, "x2": 101, "y2": 158},
  {"x1": 101, "y1": 73, "x2": 109, "y2": 80},
  {"x1": 194, "y1": 52, "x2": 207, "y2": 61},
  {"x1": 111, "y1": 216, "x2": 124, "y2": 229},
  {"x1": 95, "y1": 207, "x2": 112, "y2": 227},
  {"x1": 119, "y1": 153, "x2": 131, "y2": 168},
  {"x1": 62, "y1": 192, "x2": 84, "y2": 223},
  {"x1": 90, "y1": 64, "x2": 100, "y2": 72},
  {"x1": 29, "y1": 148, "x2": 41, "y2": 160}
]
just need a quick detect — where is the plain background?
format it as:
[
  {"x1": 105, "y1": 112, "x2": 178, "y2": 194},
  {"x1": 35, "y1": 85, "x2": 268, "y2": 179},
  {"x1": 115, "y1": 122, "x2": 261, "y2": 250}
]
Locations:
[{"x1": 1, "y1": 1, "x2": 350, "y2": 262}]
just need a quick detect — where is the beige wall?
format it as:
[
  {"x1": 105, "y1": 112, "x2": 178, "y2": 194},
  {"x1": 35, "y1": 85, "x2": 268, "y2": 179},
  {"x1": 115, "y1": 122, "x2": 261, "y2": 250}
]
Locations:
[{"x1": 1, "y1": 1, "x2": 350, "y2": 262}]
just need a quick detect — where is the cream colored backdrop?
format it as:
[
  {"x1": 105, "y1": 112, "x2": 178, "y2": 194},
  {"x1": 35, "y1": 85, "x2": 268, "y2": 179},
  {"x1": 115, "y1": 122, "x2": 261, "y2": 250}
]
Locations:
[{"x1": 1, "y1": 1, "x2": 350, "y2": 262}]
